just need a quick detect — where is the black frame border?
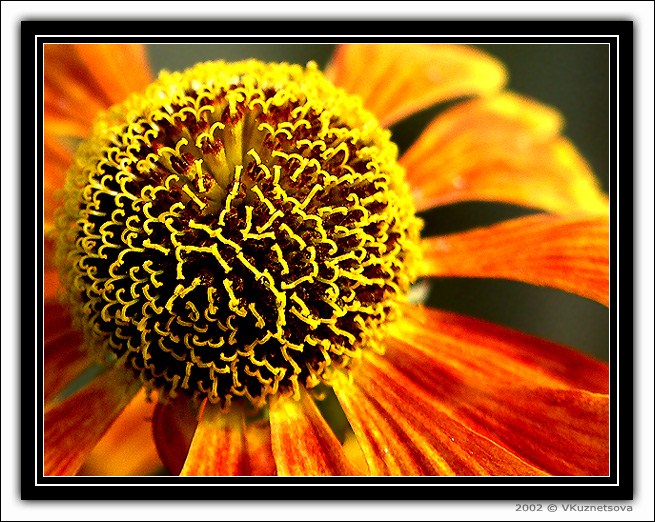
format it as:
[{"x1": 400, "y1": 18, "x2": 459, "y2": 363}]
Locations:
[{"x1": 21, "y1": 19, "x2": 633, "y2": 501}]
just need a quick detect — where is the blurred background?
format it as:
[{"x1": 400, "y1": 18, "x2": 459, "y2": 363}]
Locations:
[{"x1": 146, "y1": 43, "x2": 610, "y2": 360}]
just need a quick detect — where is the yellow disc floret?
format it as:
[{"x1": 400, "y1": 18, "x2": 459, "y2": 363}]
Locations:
[{"x1": 55, "y1": 59, "x2": 422, "y2": 409}]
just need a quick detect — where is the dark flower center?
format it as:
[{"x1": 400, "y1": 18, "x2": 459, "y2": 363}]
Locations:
[{"x1": 55, "y1": 60, "x2": 421, "y2": 408}]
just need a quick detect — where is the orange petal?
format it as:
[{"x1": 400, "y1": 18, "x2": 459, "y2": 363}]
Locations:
[
  {"x1": 382, "y1": 306, "x2": 609, "y2": 475},
  {"x1": 44, "y1": 44, "x2": 153, "y2": 140},
  {"x1": 44, "y1": 268, "x2": 60, "y2": 302},
  {"x1": 44, "y1": 366, "x2": 141, "y2": 476},
  {"x1": 44, "y1": 136, "x2": 72, "y2": 230},
  {"x1": 73, "y1": 44, "x2": 153, "y2": 107},
  {"x1": 269, "y1": 389, "x2": 361, "y2": 476},
  {"x1": 332, "y1": 360, "x2": 546, "y2": 476},
  {"x1": 401, "y1": 93, "x2": 609, "y2": 214},
  {"x1": 342, "y1": 431, "x2": 370, "y2": 475},
  {"x1": 44, "y1": 136, "x2": 71, "y2": 191},
  {"x1": 420, "y1": 213, "x2": 609, "y2": 305},
  {"x1": 78, "y1": 389, "x2": 162, "y2": 476},
  {"x1": 181, "y1": 410, "x2": 246, "y2": 476},
  {"x1": 180, "y1": 406, "x2": 275, "y2": 476},
  {"x1": 244, "y1": 419, "x2": 278, "y2": 476},
  {"x1": 325, "y1": 44, "x2": 506, "y2": 127},
  {"x1": 152, "y1": 396, "x2": 199, "y2": 475}
]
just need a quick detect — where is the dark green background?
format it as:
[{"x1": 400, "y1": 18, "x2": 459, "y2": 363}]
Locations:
[{"x1": 146, "y1": 44, "x2": 610, "y2": 360}]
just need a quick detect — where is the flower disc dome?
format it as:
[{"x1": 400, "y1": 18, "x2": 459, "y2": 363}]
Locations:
[{"x1": 55, "y1": 59, "x2": 422, "y2": 409}]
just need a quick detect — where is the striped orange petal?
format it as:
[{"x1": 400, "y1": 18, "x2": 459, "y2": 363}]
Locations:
[
  {"x1": 78, "y1": 389, "x2": 162, "y2": 476},
  {"x1": 399, "y1": 304, "x2": 609, "y2": 394},
  {"x1": 152, "y1": 398, "x2": 275, "y2": 476},
  {"x1": 44, "y1": 44, "x2": 153, "y2": 140},
  {"x1": 244, "y1": 419, "x2": 278, "y2": 476},
  {"x1": 342, "y1": 431, "x2": 370, "y2": 474},
  {"x1": 401, "y1": 93, "x2": 608, "y2": 214},
  {"x1": 325, "y1": 44, "x2": 506, "y2": 128},
  {"x1": 269, "y1": 389, "x2": 361, "y2": 476},
  {"x1": 331, "y1": 360, "x2": 546, "y2": 476},
  {"x1": 180, "y1": 406, "x2": 275, "y2": 476},
  {"x1": 420, "y1": 213, "x2": 609, "y2": 306},
  {"x1": 181, "y1": 410, "x2": 247, "y2": 476},
  {"x1": 44, "y1": 367, "x2": 141, "y2": 476},
  {"x1": 383, "y1": 305, "x2": 609, "y2": 475}
]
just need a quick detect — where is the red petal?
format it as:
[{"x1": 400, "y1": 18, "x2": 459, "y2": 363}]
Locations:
[
  {"x1": 44, "y1": 301, "x2": 71, "y2": 341},
  {"x1": 180, "y1": 405, "x2": 275, "y2": 476},
  {"x1": 401, "y1": 93, "x2": 608, "y2": 214},
  {"x1": 44, "y1": 236, "x2": 57, "y2": 271},
  {"x1": 44, "y1": 328, "x2": 88, "y2": 405},
  {"x1": 152, "y1": 396, "x2": 199, "y2": 475},
  {"x1": 78, "y1": 389, "x2": 162, "y2": 476},
  {"x1": 43, "y1": 302, "x2": 89, "y2": 404},
  {"x1": 325, "y1": 44, "x2": 506, "y2": 127},
  {"x1": 44, "y1": 367, "x2": 140, "y2": 475},
  {"x1": 332, "y1": 361, "x2": 546, "y2": 476},
  {"x1": 382, "y1": 306, "x2": 609, "y2": 475},
  {"x1": 269, "y1": 390, "x2": 361, "y2": 476},
  {"x1": 421, "y1": 213, "x2": 609, "y2": 305}
]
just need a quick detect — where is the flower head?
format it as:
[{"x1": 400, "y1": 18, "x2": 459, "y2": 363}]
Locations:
[
  {"x1": 55, "y1": 58, "x2": 422, "y2": 409},
  {"x1": 43, "y1": 43, "x2": 610, "y2": 477}
]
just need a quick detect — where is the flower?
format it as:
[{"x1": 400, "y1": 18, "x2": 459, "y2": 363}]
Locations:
[{"x1": 43, "y1": 43, "x2": 610, "y2": 477}]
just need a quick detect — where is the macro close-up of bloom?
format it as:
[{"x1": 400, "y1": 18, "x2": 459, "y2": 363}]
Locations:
[{"x1": 42, "y1": 42, "x2": 610, "y2": 477}]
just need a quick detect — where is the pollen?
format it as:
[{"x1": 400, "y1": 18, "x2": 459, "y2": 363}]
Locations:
[{"x1": 54, "y1": 59, "x2": 422, "y2": 409}]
